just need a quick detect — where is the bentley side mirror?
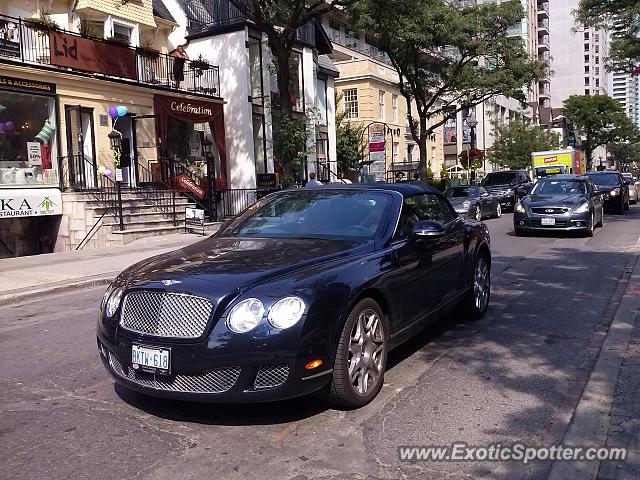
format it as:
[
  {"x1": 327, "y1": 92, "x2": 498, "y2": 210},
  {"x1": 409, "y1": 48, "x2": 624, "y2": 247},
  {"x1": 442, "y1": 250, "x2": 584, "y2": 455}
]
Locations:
[{"x1": 412, "y1": 220, "x2": 446, "y2": 240}]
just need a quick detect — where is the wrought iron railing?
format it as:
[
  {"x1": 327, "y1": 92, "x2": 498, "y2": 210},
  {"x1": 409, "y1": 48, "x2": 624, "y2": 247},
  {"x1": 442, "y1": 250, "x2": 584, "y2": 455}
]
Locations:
[
  {"x1": 220, "y1": 188, "x2": 276, "y2": 218},
  {"x1": 134, "y1": 161, "x2": 177, "y2": 225},
  {"x1": 64, "y1": 154, "x2": 123, "y2": 229},
  {"x1": 0, "y1": 14, "x2": 220, "y2": 97}
]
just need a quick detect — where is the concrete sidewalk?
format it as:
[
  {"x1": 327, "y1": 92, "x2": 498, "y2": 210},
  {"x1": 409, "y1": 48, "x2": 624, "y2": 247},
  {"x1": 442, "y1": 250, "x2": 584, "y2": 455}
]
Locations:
[{"x1": 0, "y1": 232, "x2": 208, "y2": 305}]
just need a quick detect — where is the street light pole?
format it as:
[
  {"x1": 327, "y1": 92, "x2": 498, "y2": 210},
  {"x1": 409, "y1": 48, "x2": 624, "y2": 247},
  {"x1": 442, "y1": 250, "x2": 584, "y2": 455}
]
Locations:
[{"x1": 465, "y1": 116, "x2": 478, "y2": 184}]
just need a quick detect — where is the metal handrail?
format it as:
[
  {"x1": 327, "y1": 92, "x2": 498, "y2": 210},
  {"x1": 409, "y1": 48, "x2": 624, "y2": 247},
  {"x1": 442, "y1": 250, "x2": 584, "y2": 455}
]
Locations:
[{"x1": 135, "y1": 161, "x2": 177, "y2": 225}]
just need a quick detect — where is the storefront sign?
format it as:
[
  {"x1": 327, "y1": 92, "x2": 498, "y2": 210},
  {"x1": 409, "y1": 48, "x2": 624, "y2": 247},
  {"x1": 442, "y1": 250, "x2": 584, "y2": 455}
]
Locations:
[
  {"x1": 177, "y1": 174, "x2": 205, "y2": 199},
  {"x1": 49, "y1": 31, "x2": 136, "y2": 80},
  {"x1": 0, "y1": 188, "x2": 62, "y2": 217},
  {"x1": 0, "y1": 75, "x2": 55, "y2": 94},
  {"x1": 257, "y1": 173, "x2": 279, "y2": 189},
  {"x1": 185, "y1": 207, "x2": 205, "y2": 235},
  {"x1": 0, "y1": 19, "x2": 20, "y2": 58},
  {"x1": 27, "y1": 142, "x2": 42, "y2": 166}
]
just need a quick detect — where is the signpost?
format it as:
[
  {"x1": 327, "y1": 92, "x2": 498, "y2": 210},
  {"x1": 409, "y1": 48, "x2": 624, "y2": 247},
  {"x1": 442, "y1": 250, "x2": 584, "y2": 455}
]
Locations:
[
  {"x1": 27, "y1": 142, "x2": 42, "y2": 166},
  {"x1": 185, "y1": 207, "x2": 205, "y2": 235}
]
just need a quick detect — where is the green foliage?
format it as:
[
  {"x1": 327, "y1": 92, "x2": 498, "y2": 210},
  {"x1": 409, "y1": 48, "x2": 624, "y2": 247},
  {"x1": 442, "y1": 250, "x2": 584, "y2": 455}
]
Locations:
[
  {"x1": 352, "y1": 0, "x2": 546, "y2": 180},
  {"x1": 576, "y1": 0, "x2": 640, "y2": 72},
  {"x1": 272, "y1": 115, "x2": 307, "y2": 178},
  {"x1": 608, "y1": 142, "x2": 640, "y2": 167},
  {"x1": 563, "y1": 95, "x2": 639, "y2": 166},
  {"x1": 488, "y1": 120, "x2": 561, "y2": 169},
  {"x1": 335, "y1": 92, "x2": 365, "y2": 177}
]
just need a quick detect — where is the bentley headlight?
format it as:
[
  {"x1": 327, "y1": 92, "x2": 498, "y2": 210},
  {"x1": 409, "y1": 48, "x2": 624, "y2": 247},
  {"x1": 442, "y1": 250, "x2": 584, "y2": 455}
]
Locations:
[
  {"x1": 462, "y1": 200, "x2": 471, "y2": 209},
  {"x1": 515, "y1": 201, "x2": 526, "y2": 213},
  {"x1": 610, "y1": 188, "x2": 620, "y2": 197},
  {"x1": 268, "y1": 296, "x2": 306, "y2": 329},
  {"x1": 574, "y1": 202, "x2": 590, "y2": 214},
  {"x1": 104, "y1": 286, "x2": 124, "y2": 318},
  {"x1": 227, "y1": 298, "x2": 265, "y2": 333}
]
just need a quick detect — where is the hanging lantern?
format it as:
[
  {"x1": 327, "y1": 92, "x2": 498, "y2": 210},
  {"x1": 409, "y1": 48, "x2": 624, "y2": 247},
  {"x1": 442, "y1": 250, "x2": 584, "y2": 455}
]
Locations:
[{"x1": 108, "y1": 129, "x2": 122, "y2": 150}]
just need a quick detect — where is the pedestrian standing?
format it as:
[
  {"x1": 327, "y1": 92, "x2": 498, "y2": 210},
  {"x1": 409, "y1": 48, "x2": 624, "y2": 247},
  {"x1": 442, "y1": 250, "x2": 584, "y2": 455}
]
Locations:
[
  {"x1": 306, "y1": 172, "x2": 323, "y2": 187},
  {"x1": 171, "y1": 44, "x2": 189, "y2": 90}
]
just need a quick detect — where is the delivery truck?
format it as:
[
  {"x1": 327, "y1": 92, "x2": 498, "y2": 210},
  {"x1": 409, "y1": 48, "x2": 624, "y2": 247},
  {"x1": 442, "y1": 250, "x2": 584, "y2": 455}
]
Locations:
[{"x1": 531, "y1": 148, "x2": 586, "y2": 179}]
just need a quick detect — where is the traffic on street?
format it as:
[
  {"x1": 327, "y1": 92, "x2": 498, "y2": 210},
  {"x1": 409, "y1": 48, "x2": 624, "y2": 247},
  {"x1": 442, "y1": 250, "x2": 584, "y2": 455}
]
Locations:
[{"x1": 2, "y1": 191, "x2": 640, "y2": 480}]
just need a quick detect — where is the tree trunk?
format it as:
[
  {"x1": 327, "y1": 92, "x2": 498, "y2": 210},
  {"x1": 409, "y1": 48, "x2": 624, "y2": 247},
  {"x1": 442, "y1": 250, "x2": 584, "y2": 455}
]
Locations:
[
  {"x1": 417, "y1": 116, "x2": 429, "y2": 181},
  {"x1": 272, "y1": 47, "x2": 294, "y2": 118},
  {"x1": 585, "y1": 138, "x2": 594, "y2": 170}
]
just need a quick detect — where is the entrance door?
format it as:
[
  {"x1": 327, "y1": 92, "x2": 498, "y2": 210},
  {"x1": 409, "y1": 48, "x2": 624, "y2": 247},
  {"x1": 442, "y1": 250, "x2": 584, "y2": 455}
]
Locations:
[
  {"x1": 65, "y1": 106, "x2": 97, "y2": 189},
  {"x1": 117, "y1": 114, "x2": 135, "y2": 186},
  {"x1": 132, "y1": 115, "x2": 159, "y2": 185}
]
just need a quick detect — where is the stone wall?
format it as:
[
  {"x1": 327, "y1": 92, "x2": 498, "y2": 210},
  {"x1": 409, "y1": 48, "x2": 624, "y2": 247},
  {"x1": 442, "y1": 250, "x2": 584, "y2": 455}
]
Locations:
[{"x1": 57, "y1": 192, "x2": 112, "y2": 251}]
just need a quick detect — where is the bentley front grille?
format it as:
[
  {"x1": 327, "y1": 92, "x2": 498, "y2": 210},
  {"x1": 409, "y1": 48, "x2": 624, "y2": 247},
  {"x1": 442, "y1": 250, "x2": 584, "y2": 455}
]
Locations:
[
  {"x1": 254, "y1": 365, "x2": 290, "y2": 389},
  {"x1": 120, "y1": 291, "x2": 213, "y2": 339},
  {"x1": 108, "y1": 352, "x2": 240, "y2": 394}
]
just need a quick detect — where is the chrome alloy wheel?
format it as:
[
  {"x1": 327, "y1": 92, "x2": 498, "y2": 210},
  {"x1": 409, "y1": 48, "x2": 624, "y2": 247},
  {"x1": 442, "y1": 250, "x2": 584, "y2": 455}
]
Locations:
[
  {"x1": 475, "y1": 206, "x2": 482, "y2": 221},
  {"x1": 473, "y1": 257, "x2": 490, "y2": 312},
  {"x1": 496, "y1": 203, "x2": 502, "y2": 218},
  {"x1": 348, "y1": 309, "x2": 385, "y2": 396}
]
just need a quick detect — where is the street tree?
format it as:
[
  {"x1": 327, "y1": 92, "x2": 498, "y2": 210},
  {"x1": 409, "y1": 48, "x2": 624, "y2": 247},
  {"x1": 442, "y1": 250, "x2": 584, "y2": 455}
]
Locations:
[
  {"x1": 608, "y1": 141, "x2": 640, "y2": 170},
  {"x1": 576, "y1": 0, "x2": 640, "y2": 73},
  {"x1": 335, "y1": 93, "x2": 365, "y2": 179},
  {"x1": 488, "y1": 120, "x2": 561, "y2": 170},
  {"x1": 353, "y1": 0, "x2": 546, "y2": 180},
  {"x1": 563, "y1": 95, "x2": 639, "y2": 168}
]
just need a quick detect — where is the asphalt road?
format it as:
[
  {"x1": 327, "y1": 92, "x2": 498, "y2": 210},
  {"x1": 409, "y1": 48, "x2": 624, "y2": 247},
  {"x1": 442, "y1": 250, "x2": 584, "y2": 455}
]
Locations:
[{"x1": 2, "y1": 207, "x2": 640, "y2": 480}]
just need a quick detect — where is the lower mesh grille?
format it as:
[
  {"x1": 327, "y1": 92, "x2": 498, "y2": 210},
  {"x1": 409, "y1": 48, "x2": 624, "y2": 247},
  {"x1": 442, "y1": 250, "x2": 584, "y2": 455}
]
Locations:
[
  {"x1": 108, "y1": 352, "x2": 240, "y2": 394},
  {"x1": 254, "y1": 365, "x2": 289, "y2": 389}
]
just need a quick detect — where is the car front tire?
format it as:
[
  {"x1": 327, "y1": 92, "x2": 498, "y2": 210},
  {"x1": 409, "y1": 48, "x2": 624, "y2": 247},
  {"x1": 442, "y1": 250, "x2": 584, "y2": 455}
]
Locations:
[
  {"x1": 328, "y1": 298, "x2": 387, "y2": 408},
  {"x1": 585, "y1": 211, "x2": 595, "y2": 237},
  {"x1": 495, "y1": 203, "x2": 502, "y2": 218}
]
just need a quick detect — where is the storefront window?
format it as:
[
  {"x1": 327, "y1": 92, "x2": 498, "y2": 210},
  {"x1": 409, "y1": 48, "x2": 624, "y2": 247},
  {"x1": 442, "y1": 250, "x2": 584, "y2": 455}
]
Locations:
[
  {"x1": 252, "y1": 113, "x2": 266, "y2": 174},
  {"x1": 0, "y1": 90, "x2": 58, "y2": 186}
]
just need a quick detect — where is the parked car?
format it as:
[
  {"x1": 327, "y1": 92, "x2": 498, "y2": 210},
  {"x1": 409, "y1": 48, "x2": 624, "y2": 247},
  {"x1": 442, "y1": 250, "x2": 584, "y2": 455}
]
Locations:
[
  {"x1": 445, "y1": 185, "x2": 502, "y2": 220},
  {"x1": 481, "y1": 170, "x2": 533, "y2": 211},
  {"x1": 514, "y1": 175, "x2": 604, "y2": 237},
  {"x1": 97, "y1": 184, "x2": 491, "y2": 408},
  {"x1": 622, "y1": 173, "x2": 637, "y2": 204},
  {"x1": 586, "y1": 171, "x2": 629, "y2": 214}
]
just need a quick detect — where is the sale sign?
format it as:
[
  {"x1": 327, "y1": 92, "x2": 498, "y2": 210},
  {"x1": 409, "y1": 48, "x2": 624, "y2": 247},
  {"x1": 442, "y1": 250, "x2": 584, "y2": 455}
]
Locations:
[{"x1": 27, "y1": 142, "x2": 42, "y2": 166}]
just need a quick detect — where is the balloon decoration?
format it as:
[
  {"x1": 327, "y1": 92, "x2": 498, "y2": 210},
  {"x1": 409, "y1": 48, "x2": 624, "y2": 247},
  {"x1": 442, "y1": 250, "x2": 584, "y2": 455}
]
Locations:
[
  {"x1": 108, "y1": 106, "x2": 119, "y2": 118},
  {"x1": 116, "y1": 105, "x2": 128, "y2": 117},
  {"x1": 104, "y1": 169, "x2": 112, "y2": 177},
  {"x1": 4, "y1": 121, "x2": 14, "y2": 131},
  {"x1": 98, "y1": 165, "x2": 106, "y2": 176},
  {"x1": 35, "y1": 119, "x2": 54, "y2": 142}
]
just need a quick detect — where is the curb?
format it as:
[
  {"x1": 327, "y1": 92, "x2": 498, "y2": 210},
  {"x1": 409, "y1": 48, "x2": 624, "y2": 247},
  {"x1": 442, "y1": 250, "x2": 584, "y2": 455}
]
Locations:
[
  {"x1": 0, "y1": 272, "x2": 118, "y2": 306},
  {"x1": 547, "y1": 252, "x2": 640, "y2": 479}
]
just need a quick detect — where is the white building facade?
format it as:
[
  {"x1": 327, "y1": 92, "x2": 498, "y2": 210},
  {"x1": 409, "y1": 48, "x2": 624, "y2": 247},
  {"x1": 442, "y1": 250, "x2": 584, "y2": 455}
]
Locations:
[{"x1": 162, "y1": 0, "x2": 339, "y2": 188}]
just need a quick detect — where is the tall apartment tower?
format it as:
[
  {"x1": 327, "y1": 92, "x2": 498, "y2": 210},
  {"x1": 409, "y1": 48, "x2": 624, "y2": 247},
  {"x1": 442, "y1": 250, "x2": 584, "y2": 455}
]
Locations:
[
  {"x1": 549, "y1": 0, "x2": 610, "y2": 108},
  {"x1": 609, "y1": 22, "x2": 640, "y2": 127}
]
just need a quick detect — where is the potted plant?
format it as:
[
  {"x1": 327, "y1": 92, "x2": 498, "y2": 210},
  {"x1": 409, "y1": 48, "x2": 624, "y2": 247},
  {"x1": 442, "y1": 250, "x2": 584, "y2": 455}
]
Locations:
[
  {"x1": 190, "y1": 54, "x2": 210, "y2": 71},
  {"x1": 137, "y1": 40, "x2": 160, "y2": 59},
  {"x1": 105, "y1": 36, "x2": 131, "y2": 48},
  {"x1": 23, "y1": 15, "x2": 59, "y2": 32}
]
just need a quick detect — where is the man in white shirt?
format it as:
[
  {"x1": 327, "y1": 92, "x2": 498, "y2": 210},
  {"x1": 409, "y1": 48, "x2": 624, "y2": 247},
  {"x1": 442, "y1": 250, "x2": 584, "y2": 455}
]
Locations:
[{"x1": 306, "y1": 172, "x2": 323, "y2": 187}]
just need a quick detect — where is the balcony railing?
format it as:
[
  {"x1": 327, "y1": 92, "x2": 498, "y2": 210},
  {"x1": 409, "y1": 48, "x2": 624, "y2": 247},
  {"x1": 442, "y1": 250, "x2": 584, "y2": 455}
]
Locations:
[
  {"x1": 325, "y1": 26, "x2": 392, "y2": 65},
  {"x1": 0, "y1": 14, "x2": 220, "y2": 97}
]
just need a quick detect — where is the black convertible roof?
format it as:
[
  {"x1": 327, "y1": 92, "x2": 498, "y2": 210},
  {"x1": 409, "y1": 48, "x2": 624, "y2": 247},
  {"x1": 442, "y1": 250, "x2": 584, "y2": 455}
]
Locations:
[{"x1": 317, "y1": 182, "x2": 442, "y2": 197}]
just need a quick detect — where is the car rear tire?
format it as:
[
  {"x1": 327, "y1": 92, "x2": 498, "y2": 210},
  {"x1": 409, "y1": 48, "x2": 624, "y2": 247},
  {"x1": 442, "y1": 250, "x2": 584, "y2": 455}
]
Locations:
[
  {"x1": 495, "y1": 203, "x2": 502, "y2": 218},
  {"x1": 514, "y1": 227, "x2": 527, "y2": 236},
  {"x1": 327, "y1": 298, "x2": 387, "y2": 408},
  {"x1": 461, "y1": 254, "x2": 491, "y2": 320},
  {"x1": 624, "y1": 199, "x2": 630, "y2": 211}
]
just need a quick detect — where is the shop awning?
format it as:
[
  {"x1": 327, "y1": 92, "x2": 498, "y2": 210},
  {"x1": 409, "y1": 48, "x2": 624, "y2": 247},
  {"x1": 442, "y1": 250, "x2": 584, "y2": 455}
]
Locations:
[{"x1": 0, "y1": 188, "x2": 62, "y2": 218}]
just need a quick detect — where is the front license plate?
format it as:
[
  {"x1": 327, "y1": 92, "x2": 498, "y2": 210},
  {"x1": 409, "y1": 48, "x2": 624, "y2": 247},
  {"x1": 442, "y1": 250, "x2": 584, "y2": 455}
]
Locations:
[
  {"x1": 132, "y1": 345, "x2": 171, "y2": 374},
  {"x1": 541, "y1": 217, "x2": 555, "y2": 226}
]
